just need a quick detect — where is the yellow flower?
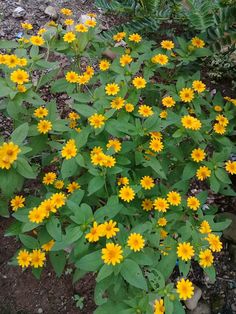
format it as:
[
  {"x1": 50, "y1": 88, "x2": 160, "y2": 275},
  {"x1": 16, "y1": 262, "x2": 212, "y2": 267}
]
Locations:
[
  {"x1": 161, "y1": 40, "x2": 174, "y2": 50},
  {"x1": 54, "y1": 180, "x2": 64, "y2": 189},
  {"x1": 39, "y1": 199, "x2": 56, "y2": 217},
  {"x1": 111, "y1": 97, "x2": 125, "y2": 110},
  {"x1": 21, "y1": 22, "x2": 33, "y2": 30},
  {"x1": 196, "y1": 166, "x2": 211, "y2": 181},
  {"x1": 125, "y1": 103, "x2": 134, "y2": 112},
  {"x1": 160, "y1": 229, "x2": 168, "y2": 239},
  {"x1": 154, "y1": 298, "x2": 165, "y2": 314},
  {"x1": 0, "y1": 142, "x2": 21, "y2": 170},
  {"x1": 42, "y1": 174, "x2": 56, "y2": 187},
  {"x1": 77, "y1": 74, "x2": 90, "y2": 85},
  {"x1": 17, "y1": 249, "x2": 31, "y2": 268},
  {"x1": 191, "y1": 37, "x2": 205, "y2": 48},
  {"x1": 17, "y1": 85, "x2": 26, "y2": 93},
  {"x1": 149, "y1": 138, "x2": 164, "y2": 153},
  {"x1": 214, "y1": 105, "x2": 222, "y2": 112},
  {"x1": 37, "y1": 119, "x2": 52, "y2": 134},
  {"x1": 206, "y1": 234, "x2": 222, "y2": 252},
  {"x1": 199, "y1": 220, "x2": 212, "y2": 234},
  {"x1": 30, "y1": 249, "x2": 46, "y2": 268},
  {"x1": 129, "y1": 33, "x2": 142, "y2": 43},
  {"x1": 50, "y1": 192, "x2": 66, "y2": 208},
  {"x1": 160, "y1": 110, "x2": 167, "y2": 119},
  {"x1": 157, "y1": 217, "x2": 167, "y2": 227},
  {"x1": 64, "y1": 19, "x2": 74, "y2": 26},
  {"x1": 85, "y1": 66, "x2": 94, "y2": 78},
  {"x1": 225, "y1": 160, "x2": 236, "y2": 175},
  {"x1": 117, "y1": 177, "x2": 129, "y2": 187},
  {"x1": 85, "y1": 222, "x2": 103, "y2": 242},
  {"x1": 199, "y1": 249, "x2": 214, "y2": 268},
  {"x1": 151, "y1": 54, "x2": 169, "y2": 65},
  {"x1": 88, "y1": 113, "x2": 106, "y2": 128},
  {"x1": 113, "y1": 32, "x2": 126, "y2": 41},
  {"x1": 187, "y1": 196, "x2": 200, "y2": 211},
  {"x1": 102, "y1": 242, "x2": 123, "y2": 265},
  {"x1": 140, "y1": 176, "x2": 155, "y2": 190},
  {"x1": 150, "y1": 132, "x2": 162, "y2": 140},
  {"x1": 91, "y1": 152, "x2": 106, "y2": 166},
  {"x1": 63, "y1": 32, "x2": 76, "y2": 43},
  {"x1": 60, "y1": 8, "x2": 72, "y2": 15},
  {"x1": 67, "y1": 181, "x2": 80, "y2": 193},
  {"x1": 127, "y1": 233, "x2": 145, "y2": 252},
  {"x1": 167, "y1": 191, "x2": 181, "y2": 206},
  {"x1": 30, "y1": 36, "x2": 45, "y2": 46},
  {"x1": 99, "y1": 156, "x2": 114, "y2": 168},
  {"x1": 192, "y1": 80, "x2": 206, "y2": 93},
  {"x1": 28, "y1": 207, "x2": 46, "y2": 224},
  {"x1": 119, "y1": 186, "x2": 135, "y2": 202},
  {"x1": 99, "y1": 59, "x2": 110, "y2": 71},
  {"x1": 100, "y1": 220, "x2": 120, "y2": 239},
  {"x1": 120, "y1": 54, "x2": 133, "y2": 67},
  {"x1": 107, "y1": 139, "x2": 121, "y2": 152},
  {"x1": 34, "y1": 107, "x2": 48, "y2": 118},
  {"x1": 5, "y1": 55, "x2": 19, "y2": 68},
  {"x1": 11, "y1": 195, "x2": 25, "y2": 211},
  {"x1": 68, "y1": 112, "x2": 80, "y2": 120},
  {"x1": 179, "y1": 88, "x2": 194, "y2": 103},
  {"x1": 85, "y1": 19, "x2": 96, "y2": 28},
  {"x1": 10, "y1": 69, "x2": 29, "y2": 85},
  {"x1": 215, "y1": 114, "x2": 229, "y2": 127},
  {"x1": 132, "y1": 76, "x2": 146, "y2": 89},
  {"x1": 177, "y1": 242, "x2": 195, "y2": 261},
  {"x1": 41, "y1": 240, "x2": 55, "y2": 252},
  {"x1": 61, "y1": 139, "x2": 77, "y2": 159},
  {"x1": 191, "y1": 148, "x2": 205, "y2": 162},
  {"x1": 213, "y1": 123, "x2": 226, "y2": 135},
  {"x1": 138, "y1": 105, "x2": 154, "y2": 117},
  {"x1": 65, "y1": 71, "x2": 79, "y2": 83},
  {"x1": 75, "y1": 23, "x2": 88, "y2": 32},
  {"x1": 181, "y1": 115, "x2": 201, "y2": 130},
  {"x1": 38, "y1": 28, "x2": 46, "y2": 35},
  {"x1": 18, "y1": 58, "x2": 27, "y2": 67},
  {"x1": 162, "y1": 96, "x2": 176, "y2": 108},
  {"x1": 105, "y1": 83, "x2": 120, "y2": 96},
  {"x1": 142, "y1": 198, "x2": 153, "y2": 211},
  {"x1": 176, "y1": 278, "x2": 194, "y2": 300},
  {"x1": 153, "y1": 197, "x2": 169, "y2": 212}
]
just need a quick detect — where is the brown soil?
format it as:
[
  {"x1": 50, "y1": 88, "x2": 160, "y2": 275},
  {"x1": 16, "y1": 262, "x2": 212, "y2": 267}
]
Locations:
[{"x1": 0, "y1": 218, "x2": 96, "y2": 314}]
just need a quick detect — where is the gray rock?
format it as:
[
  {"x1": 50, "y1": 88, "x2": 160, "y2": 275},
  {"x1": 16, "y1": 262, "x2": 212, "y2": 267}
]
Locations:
[
  {"x1": 218, "y1": 213, "x2": 236, "y2": 244},
  {"x1": 232, "y1": 303, "x2": 236, "y2": 312},
  {"x1": 185, "y1": 285, "x2": 202, "y2": 310},
  {"x1": 190, "y1": 302, "x2": 211, "y2": 314},
  {"x1": 12, "y1": 7, "x2": 26, "y2": 18},
  {"x1": 44, "y1": 6, "x2": 57, "y2": 18},
  {"x1": 37, "y1": 309, "x2": 43, "y2": 314}
]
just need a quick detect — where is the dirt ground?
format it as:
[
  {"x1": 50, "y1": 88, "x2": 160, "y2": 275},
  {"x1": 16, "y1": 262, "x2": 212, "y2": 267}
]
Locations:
[{"x1": 0, "y1": 0, "x2": 236, "y2": 313}]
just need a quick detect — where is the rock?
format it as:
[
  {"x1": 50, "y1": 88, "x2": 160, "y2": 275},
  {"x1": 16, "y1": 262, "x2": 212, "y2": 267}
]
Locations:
[
  {"x1": 37, "y1": 309, "x2": 43, "y2": 314},
  {"x1": 185, "y1": 285, "x2": 202, "y2": 310},
  {"x1": 102, "y1": 48, "x2": 117, "y2": 60},
  {"x1": 232, "y1": 303, "x2": 236, "y2": 312},
  {"x1": 218, "y1": 213, "x2": 236, "y2": 244},
  {"x1": 79, "y1": 14, "x2": 95, "y2": 24},
  {"x1": 12, "y1": 7, "x2": 26, "y2": 18},
  {"x1": 44, "y1": 6, "x2": 57, "y2": 18},
  {"x1": 190, "y1": 302, "x2": 211, "y2": 314}
]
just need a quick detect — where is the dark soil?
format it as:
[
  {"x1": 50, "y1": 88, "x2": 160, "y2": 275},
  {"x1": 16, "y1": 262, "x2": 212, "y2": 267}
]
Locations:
[{"x1": 0, "y1": 218, "x2": 96, "y2": 314}]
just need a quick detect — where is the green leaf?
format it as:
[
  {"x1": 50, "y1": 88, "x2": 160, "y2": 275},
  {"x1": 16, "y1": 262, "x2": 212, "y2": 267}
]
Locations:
[
  {"x1": 0, "y1": 169, "x2": 24, "y2": 196},
  {"x1": 49, "y1": 251, "x2": 66, "y2": 277},
  {"x1": 5, "y1": 221, "x2": 22, "y2": 236},
  {"x1": 182, "y1": 162, "x2": 197, "y2": 180},
  {"x1": 96, "y1": 264, "x2": 114, "y2": 282},
  {"x1": 164, "y1": 297, "x2": 174, "y2": 314},
  {"x1": 61, "y1": 158, "x2": 78, "y2": 179},
  {"x1": 204, "y1": 266, "x2": 216, "y2": 283},
  {"x1": 120, "y1": 259, "x2": 147, "y2": 291},
  {"x1": 11, "y1": 123, "x2": 29, "y2": 145},
  {"x1": 76, "y1": 250, "x2": 102, "y2": 271},
  {"x1": 16, "y1": 157, "x2": 37, "y2": 179},
  {"x1": 0, "y1": 40, "x2": 19, "y2": 49},
  {"x1": 19, "y1": 234, "x2": 39, "y2": 249},
  {"x1": 46, "y1": 216, "x2": 62, "y2": 241},
  {"x1": 73, "y1": 104, "x2": 96, "y2": 117},
  {"x1": 178, "y1": 260, "x2": 190, "y2": 277},
  {"x1": 88, "y1": 176, "x2": 105, "y2": 196},
  {"x1": 143, "y1": 158, "x2": 166, "y2": 179},
  {"x1": 157, "y1": 249, "x2": 177, "y2": 280}
]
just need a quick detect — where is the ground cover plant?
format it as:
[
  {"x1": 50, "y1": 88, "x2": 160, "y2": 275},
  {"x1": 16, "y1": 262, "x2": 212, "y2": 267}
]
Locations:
[{"x1": 0, "y1": 7, "x2": 236, "y2": 314}]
